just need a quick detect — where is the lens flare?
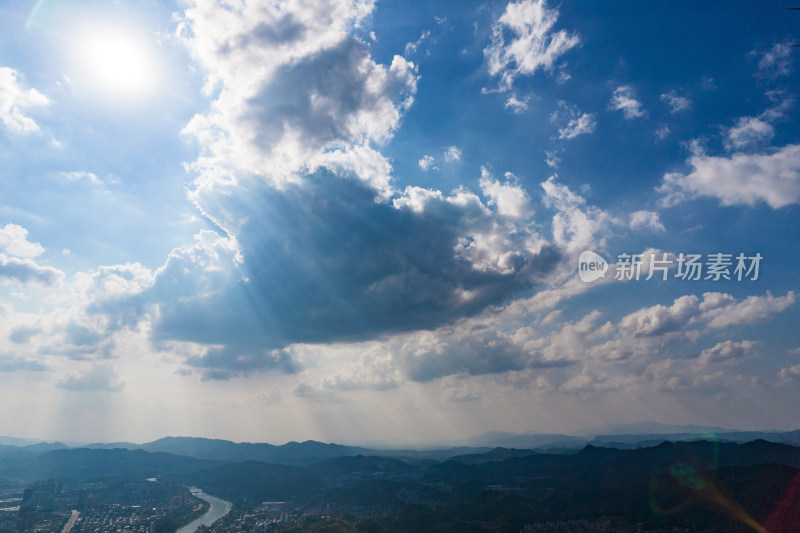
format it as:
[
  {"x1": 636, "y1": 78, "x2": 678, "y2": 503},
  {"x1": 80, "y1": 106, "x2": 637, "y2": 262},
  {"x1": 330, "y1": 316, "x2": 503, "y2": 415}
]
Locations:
[{"x1": 650, "y1": 438, "x2": 771, "y2": 533}]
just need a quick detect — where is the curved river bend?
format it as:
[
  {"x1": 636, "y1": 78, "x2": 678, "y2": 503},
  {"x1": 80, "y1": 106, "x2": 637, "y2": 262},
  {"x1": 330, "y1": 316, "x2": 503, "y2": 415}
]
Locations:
[{"x1": 176, "y1": 488, "x2": 232, "y2": 533}]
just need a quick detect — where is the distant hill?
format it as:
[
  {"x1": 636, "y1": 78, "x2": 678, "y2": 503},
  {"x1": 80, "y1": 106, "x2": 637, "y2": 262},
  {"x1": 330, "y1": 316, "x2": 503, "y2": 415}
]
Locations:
[
  {"x1": 445, "y1": 447, "x2": 539, "y2": 465},
  {"x1": 0, "y1": 425, "x2": 797, "y2": 468},
  {"x1": 133, "y1": 436, "x2": 493, "y2": 465},
  {"x1": 466, "y1": 431, "x2": 587, "y2": 449},
  {"x1": 0, "y1": 436, "x2": 48, "y2": 447},
  {"x1": 586, "y1": 420, "x2": 739, "y2": 435},
  {"x1": 0, "y1": 447, "x2": 222, "y2": 481},
  {"x1": 83, "y1": 441, "x2": 139, "y2": 450},
  {"x1": 590, "y1": 429, "x2": 800, "y2": 448},
  {"x1": 137, "y1": 436, "x2": 375, "y2": 465},
  {"x1": 467, "y1": 424, "x2": 800, "y2": 451}
]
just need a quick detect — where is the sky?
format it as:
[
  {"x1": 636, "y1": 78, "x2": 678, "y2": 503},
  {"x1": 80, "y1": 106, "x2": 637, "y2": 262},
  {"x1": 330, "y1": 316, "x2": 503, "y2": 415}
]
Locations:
[{"x1": 0, "y1": 0, "x2": 798, "y2": 445}]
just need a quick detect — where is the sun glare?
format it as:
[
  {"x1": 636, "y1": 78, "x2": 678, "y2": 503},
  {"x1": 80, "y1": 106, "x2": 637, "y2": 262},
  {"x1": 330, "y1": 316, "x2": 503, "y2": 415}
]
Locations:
[{"x1": 74, "y1": 27, "x2": 157, "y2": 99}]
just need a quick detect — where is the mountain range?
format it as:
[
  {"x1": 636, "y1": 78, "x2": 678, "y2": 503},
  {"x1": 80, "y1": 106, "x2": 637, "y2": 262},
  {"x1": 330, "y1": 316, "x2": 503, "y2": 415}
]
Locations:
[{"x1": 0, "y1": 421, "x2": 798, "y2": 467}]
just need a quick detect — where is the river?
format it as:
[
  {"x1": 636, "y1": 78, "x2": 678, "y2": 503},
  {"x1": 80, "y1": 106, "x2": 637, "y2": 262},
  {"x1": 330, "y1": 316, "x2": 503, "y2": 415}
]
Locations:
[{"x1": 176, "y1": 488, "x2": 232, "y2": 533}]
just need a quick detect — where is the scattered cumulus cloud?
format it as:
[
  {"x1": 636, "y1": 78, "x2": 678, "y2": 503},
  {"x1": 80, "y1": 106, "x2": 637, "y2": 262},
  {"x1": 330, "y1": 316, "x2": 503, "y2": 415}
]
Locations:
[
  {"x1": 479, "y1": 168, "x2": 532, "y2": 219},
  {"x1": 418, "y1": 147, "x2": 461, "y2": 170},
  {"x1": 418, "y1": 155, "x2": 436, "y2": 170},
  {"x1": 698, "y1": 340, "x2": 758, "y2": 366},
  {"x1": 0, "y1": 66, "x2": 49, "y2": 133},
  {"x1": 544, "y1": 150, "x2": 560, "y2": 168},
  {"x1": 609, "y1": 85, "x2": 646, "y2": 119},
  {"x1": 552, "y1": 101, "x2": 596, "y2": 140},
  {"x1": 778, "y1": 364, "x2": 800, "y2": 383},
  {"x1": 58, "y1": 171, "x2": 102, "y2": 184},
  {"x1": 558, "y1": 113, "x2": 596, "y2": 139},
  {"x1": 404, "y1": 29, "x2": 431, "y2": 56},
  {"x1": 443, "y1": 146, "x2": 461, "y2": 162},
  {"x1": 660, "y1": 90, "x2": 691, "y2": 113},
  {"x1": 753, "y1": 40, "x2": 793, "y2": 79},
  {"x1": 658, "y1": 144, "x2": 800, "y2": 208},
  {"x1": 541, "y1": 176, "x2": 619, "y2": 254},
  {"x1": 505, "y1": 94, "x2": 530, "y2": 113},
  {"x1": 629, "y1": 210, "x2": 665, "y2": 232},
  {"x1": 725, "y1": 117, "x2": 774, "y2": 151},
  {"x1": 723, "y1": 97, "x2": 792, "y2": 152},
  {"x1": 484, "y1": 0, "x2": 580, "y2": 91},
  {"x1": 617, "y1": 291, "x2": 795, "y2": 339},
  {"x1": 702, "y1": 291, "x2": 795, "y2": 329},
  {"x1": 0, "y1": 224, "x2": 45, "y2": 259}
]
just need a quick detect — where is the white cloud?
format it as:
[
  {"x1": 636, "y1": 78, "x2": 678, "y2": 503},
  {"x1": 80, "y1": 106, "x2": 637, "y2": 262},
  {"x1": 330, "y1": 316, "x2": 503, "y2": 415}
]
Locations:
[
  {"x1": 725, "y1": 117, "x2": 774, "y2": 151},
  {"x1": 778, "y1": 364, "x2": 800, "y2": 383},
  {"x1": 754, "y1": 40, "x2": 792, "y2": 79},
  {"x1": 0, "y1": 66, "x2": 49, "y2": 133},
  {"x1": 443, "y1": 146, "x2": 461, "y2": 162},
  {"x1": 654, "y1": 124, "x2": 670, "y2": 140},
  {"x1": 558, "y1": 112, "x2": 596, "y2": 139},
  {"x1": 484, "y1": 0, "x2": 580, "y2": 91},
  {"x1": 544, "y1": 149, "x2": 560, "y2": 168},
  {"x1": 178, "y1": 0, "x2": 418, "y2": 196},
  {"x1": 418, "y1": 155, "x2": 436, "y2": 170},
  {"x1": 418, "y1": 147, "x2": 459, "y2": 170},
  {"x1": 698, "y1": 340, "x2": 758, "y2": 366},
  {"x1": 552, "y1": 100, "x2": 595, "y2": 140},
  {"x1": 616, "y1": 291, "x2": 795, "y2": 339},
  {"x1": 701, "y1": 291, "x2": 795, "y2": 329},
  {"x1": 505, "y1": 94, "x2": 529, "y2": 113},
  {"x1": 59, "y1": 171, "x2": 102, "y2": 184},
  {"x1": 609, "y1": 85, "x2": 646, "y2": 119},
  {"x1": 660, "y1": 90, "x2": 691, "y2": 113},
  {"x1": 404, "y1": 29, "x2": 430, "y2": 56},
  {"x1": 0, "y1": 224, "x2": 45, "y2": 259},
  {"x1": 541, "y1": 176, "x2": 618, "y2": 254},
  {"x1": 723, "y1": 97, "x2": 792, "y2": 152},
  {"x1": 618, "y1": 295, "x2": 700, "y2": 338},
  {"x1": 658, "y1": 144, "x2": 800, "y2": 208},
  {"x1": 0, "y1": 255, "x2": 63, "y2": 287},
  {"x1": 629, "y1": 210, "x2": 665, "y2": 232},
  {"x1": 479, "y1": 168, "x2": 532, "y2": 219}
]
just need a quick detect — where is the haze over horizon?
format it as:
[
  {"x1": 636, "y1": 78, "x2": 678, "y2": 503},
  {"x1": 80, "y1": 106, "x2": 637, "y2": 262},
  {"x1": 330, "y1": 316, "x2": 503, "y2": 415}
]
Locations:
[{"x1": 0, "y1": 0, "x2": 798, "y2": 445}]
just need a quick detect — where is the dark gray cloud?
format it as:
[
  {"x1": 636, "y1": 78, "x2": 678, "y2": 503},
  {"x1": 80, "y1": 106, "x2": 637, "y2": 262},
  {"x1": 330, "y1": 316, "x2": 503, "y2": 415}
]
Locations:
[
  {"x1": 185, "y1": 345, "x2": 301, "y2": 381},
  {"x1": 403, "y1": 326, "x2": 574, "y2": 383},
  {"x1": 244, "y1": 38, "x2": 405, "y2": 149},
  {"x1": 145, "y1": 173, "x2": 560, "y2": 378}
]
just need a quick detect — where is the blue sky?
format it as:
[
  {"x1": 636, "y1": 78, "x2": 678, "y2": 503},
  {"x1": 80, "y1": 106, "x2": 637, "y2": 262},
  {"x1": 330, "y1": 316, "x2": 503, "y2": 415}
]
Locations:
[{"x1": 0, "y1": 0, "x2": 798, "y2": 444}]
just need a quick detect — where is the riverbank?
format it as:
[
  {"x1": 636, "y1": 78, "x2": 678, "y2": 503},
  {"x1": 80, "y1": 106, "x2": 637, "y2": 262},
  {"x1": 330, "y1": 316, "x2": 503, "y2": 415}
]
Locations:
[{"x1": 176, "y1": 488, "x2": 232, "y2": 533}]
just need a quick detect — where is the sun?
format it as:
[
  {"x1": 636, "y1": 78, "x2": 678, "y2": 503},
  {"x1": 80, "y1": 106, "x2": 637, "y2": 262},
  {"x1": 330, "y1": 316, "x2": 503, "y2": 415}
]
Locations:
[{"x1": 74, "y1": 27, "x2": 158, "y2": 100}]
